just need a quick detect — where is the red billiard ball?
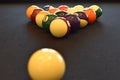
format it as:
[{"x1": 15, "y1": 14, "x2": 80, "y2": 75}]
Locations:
[
  {"x1": 58, "y1": 5, "x2": 69, "y2": 11},
  {"x1": 64, "y1": 14, "x2": 80, "y2": 32},
  {"x1": 31, "y1": 8, "x2": 43, "y2": 21}
]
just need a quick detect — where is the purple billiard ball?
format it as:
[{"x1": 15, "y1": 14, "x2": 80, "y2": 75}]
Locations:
[
  {"x1": 74, "y1": 11, "x2": 88, "y2": 28},
  {"x1": 64, "y1": 14, "x2": 80, "y2": 32}
]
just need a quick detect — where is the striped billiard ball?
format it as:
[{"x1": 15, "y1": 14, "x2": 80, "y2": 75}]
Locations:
[
  {"x1": 64, "y1": 14, "x2": 80, "y2": 32},
  {"x1": 74, "y1": 11, "x2": 88, "y2": 28},
  {"x1": 42, "y1": 14, "x2": 58, "y2": 32},
  {"x1": 35, "y1": 11, "x2": 49, "y2": 28}
]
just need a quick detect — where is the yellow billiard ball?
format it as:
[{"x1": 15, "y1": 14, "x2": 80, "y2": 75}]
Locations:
[
  {"x1": 66, "y1": 8, "x2": 75, "y2": 14},
  {"x1": 35, "y1": 11, "x2": 49, "y2": 28},
  {"x1": 73, "y1": 5, "x2": 84, "y2": 12},
  {"x1": 28, "y1": 48, "x2": 66, "y2": 80},
  {"x1": 50, "y1": 17, "x2": 71, "y2": 38}
]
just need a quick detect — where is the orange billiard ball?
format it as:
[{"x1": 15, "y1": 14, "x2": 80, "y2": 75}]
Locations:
[
  {"x1": 27, "y1": 48, "x2": 66, "y2": 80},
  {"x1": 48, "y1": 8, "x2": 59, "y2": 14},
  {"x1": 84, "y1": 8, "x2": 96, "y2": 24},
  {"x1": 26, "y1": 5, "x2": 40, "y2": 19}
]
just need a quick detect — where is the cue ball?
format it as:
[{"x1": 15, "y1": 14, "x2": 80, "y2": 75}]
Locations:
[
  {"x1": 35, "y1": 11, "x2": 49, "y2": 28},
  {"x1": 28, "y1": 48, "x2": 66, "y2": 80},
  {"x1": 26, "y1": 5, "x2": 40, "y2": 19},
  {"x1": 42, "y1": 14, "x2": 58, "y2": 32},
  {"x1": 50, "y1": 17, "x2": 71, "y2": 38}
]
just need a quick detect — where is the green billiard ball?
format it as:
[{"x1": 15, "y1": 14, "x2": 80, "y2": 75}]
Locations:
[{"x1": 42, "y1": 14, "x2": 58, "y2": 32}]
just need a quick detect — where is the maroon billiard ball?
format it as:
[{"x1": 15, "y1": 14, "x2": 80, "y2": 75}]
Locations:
[
  {"x1": 31, "y1": 8, "x2": 43, "y2": 21},
  {"x1": 74, "y1": 11, "x2": 88, "y2": 28},
  {"x1": 64, "y1": 14, "x2": 80, "y2": 32}
]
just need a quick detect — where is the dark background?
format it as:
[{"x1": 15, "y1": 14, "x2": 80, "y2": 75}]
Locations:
[
  {"x1": 0, "y1": 0, "x2": 120, "y2": 3},
  {"x1": 0, "y1": 0, "x2": 120, "y2": 80}
]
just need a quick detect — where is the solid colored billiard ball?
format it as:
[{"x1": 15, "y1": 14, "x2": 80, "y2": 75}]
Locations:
[
  {"x1": 58, "y1": 5, "x2": 69, "y2": 11},
  {"x1": 89, "y1": 5, "x2": 102, "y2": 19},
  {"x1": 42, "y1": 14, "x2": 58, "y2": 32},
  {"x1": 50, "y1": 17, "x2": 71, "y2": 38},
  {"x1": 28, "y1": 48, "x2": 66, "y2": 80},
  {"x1": 64, "y1": 14, "x2": 80, "y2": 32},
  {"x1": 55, "y1": 10, "x2": 68, "y2": 17},
  {"x1": 48, "y1": 8, "x2": 59, "y2": 14},
  {"x1": 84, "y1": 8, "x2": 96, "y2": 24},
  {"x1": 66, "y1": 8, "x2": 75, "y2": 14},
  {"x1": 73, "y1": 5, "x2": 84, "y2": 12},
  {"x1": 74, "y1": 11, "x2": 88, "y2": 28},
  {"x1": 31, "y1": 8, "x2": 43, "y2": 21},
  {"x1": 43, "y1": 5, "x2": 54, "y2": 11},
  {"x1": 26, "y1": 5, "x2": 40, "y2": 19},
  {"x1": 35, "y1": 11, "x2": 49, "y2": 28}
]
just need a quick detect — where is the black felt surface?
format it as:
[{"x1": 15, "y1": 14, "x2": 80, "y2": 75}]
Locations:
[{"x1": 0, "y1": 2, "x2": 120, "y2": 80}]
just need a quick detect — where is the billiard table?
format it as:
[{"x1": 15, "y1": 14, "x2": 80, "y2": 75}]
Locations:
[{"x1": 0, "y1": 1, "x2": 120, "y2": 80}]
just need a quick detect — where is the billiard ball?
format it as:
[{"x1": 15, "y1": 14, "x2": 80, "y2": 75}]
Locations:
[
  {"x1": 26, "y1": 5, "x2": 40, "y2": 19},
  {"x1": 66, "y1": 8, "x2": 75, "y2": 14},
  {"x1": 74, "y1": 11, "x2": 88, "y2": 28},
  {"x1": 64, "y1": 14, "x2": 80, "y2": 32},
  {"x1": 55, "y1": 10, "x2": 68, "y2": 17},
  {"x1": 31, "y1": 8, "x2": 43, "y2": 21},
  {"x1": 50, "y1": 17, "x2": 71, "y2": 38},
  {"x1": 89, "y1": 5, "x2": 102, "y2": 19},
  {"x1": 35, "y1": 11, "x2": 49, "y2": 28},
  {"x1": 73, "y1": 5, "x2": 84, "y2": 12},
  {"x1": 84, "y1": 8, "x2": 96, "y2": 24},
  {"x1": 28, "y1": 48, "x2": 66, "y2": 80},
  {"x1": 42, "y1": 14, "x2": 58, "y2": 32},
  {"x1": 48, "y1": 8, "x2": 59, "y2": 14},
  {"x1": 58, "y1": 5, "x2": 69, "y2": 11},
  {"x1": 43, "y1": 5, "x2": 54, "y2": 11}
]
